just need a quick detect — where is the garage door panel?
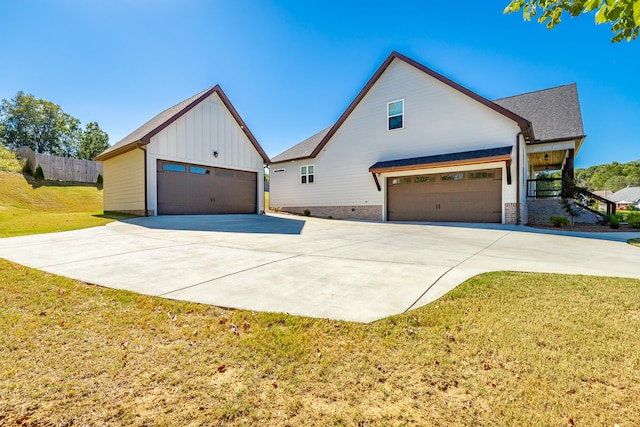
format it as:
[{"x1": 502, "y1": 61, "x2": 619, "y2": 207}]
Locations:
[
  {"x1": 157, "y1": 160, "x2": 256, "y2": 215},
  {"x1": 387, "y1": 169, "x2": 502, "y2": 223}
]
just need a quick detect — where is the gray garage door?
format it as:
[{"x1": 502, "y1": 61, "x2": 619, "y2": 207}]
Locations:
[
  {"x1": 157, "y1": 160, "x2": 256, "y2": 215},
  {"x1": 387, "y1": 169, "x2": 502, "y2": 222}
]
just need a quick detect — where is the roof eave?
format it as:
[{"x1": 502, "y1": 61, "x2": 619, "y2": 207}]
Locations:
[
  {"x1": 270, "y1": 155, "x2": 314, "y2": 165},
  {"x1": 139, "y1": 86, "x2": 221, "y2": 145},
  {"x1": 97, "y1": 85, "x2": 270, "y2": 164},
  {"x1": 369, "y1": 154, "x2": 512, "y2": 174},
  {"x1": 94, "y1": 141, "x2": 146, "y2": 161},
  {"x1": 214, "y1": 86, "x2": 271, "y2": 164}
]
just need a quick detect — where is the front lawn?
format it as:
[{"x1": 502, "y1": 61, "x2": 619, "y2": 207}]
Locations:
[
  {"x1": 1, "y1": 260, "x2": 638, "y2": 426},
  {"x1": 0, "y1": 171, "x2": 133, "y2": 237}
]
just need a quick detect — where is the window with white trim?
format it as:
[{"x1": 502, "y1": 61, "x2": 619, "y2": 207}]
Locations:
[
  {"x1": 387, "y1": 99, "x2": 404, "y2": 130},
  {"x1": 300, "y1": 165, "x2": 314, "y2": 184}
]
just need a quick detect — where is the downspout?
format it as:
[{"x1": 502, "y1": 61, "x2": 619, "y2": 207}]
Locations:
[
  {"x1": 136, "y1": 143, "x2": 149, "y2": 217},
  {"x1": 515, "y1": 131, "x2": 523, "y2": 225}
]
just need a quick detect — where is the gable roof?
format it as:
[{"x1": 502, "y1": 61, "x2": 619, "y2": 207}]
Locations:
[
  {"x1": 95, "y1": 85, "x2": 270, "y2": 163},
  {"x1": 493, "y1": 84, "x2": 584, "y2": 143},
  {"x1": 271, "y1": 126, "x2": 331, "y2": 163},
  {"x1": 369, "y1": 146, "x2": 513, "y2": 173},
  {"x1": 608, "y1": 186, "x2": 640, "y2": 203},
  {"x1": 271, "y1": 51, "x2": 533, "y2": 164}
]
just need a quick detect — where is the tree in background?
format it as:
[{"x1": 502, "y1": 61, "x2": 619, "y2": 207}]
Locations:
[
  {"x1": 79, "y1": 122, "x2": 109, "y2": 160},
  {"x1": 504, "y1": 0, "x2": 640, "y2": 42},
  {"x1": 56, "y1": 114, "x2": 82, "y2": 158},
  {"x1": 0, "y1": 92, "x2": 64, "y2": 154},
  {"x1": 574, "y1": 160, "x2": 640, "y2": 191},
  {"x1": 0, "y1": 92, "x2": 109, "y2": 160}
]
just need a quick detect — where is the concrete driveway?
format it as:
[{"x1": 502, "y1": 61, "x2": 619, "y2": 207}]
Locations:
[{"x1": 1, "y1": 214, "x2": 639, "y2": 322}]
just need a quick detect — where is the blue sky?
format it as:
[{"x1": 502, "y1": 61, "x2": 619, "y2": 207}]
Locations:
[{"x1": 1, "y1": 0, "x2": 638, "y2": 168}]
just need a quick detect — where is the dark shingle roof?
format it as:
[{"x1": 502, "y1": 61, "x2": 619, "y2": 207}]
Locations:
[
  {"x1": 608, "y1": 186, "x2": 640, "y2": 203},
  {"x1": 95, "y1": 85, "x2": 269, "y2": 163},
  {"x1": 369, "y1": 146, "x2": 513, "y2": 172},
  {"x1": 271, "y1": 54, "x2": 585, "y2": 164},
  {"x1": 271, "y1": 126, "x2": 332, "y2": 163},
  {"x1": 493, "y1": 84, "x2": 584, "y2": 142}
]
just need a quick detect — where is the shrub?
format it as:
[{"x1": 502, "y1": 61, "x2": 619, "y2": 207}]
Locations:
[
  {"x1": 550, "y1": 216, "x2": 570, "y2": 227},
  {"x1": 303, "y1": 209, "x2": 311, "y2": 216},
  {"x1": 607, "y1": 214, "x2": 621, "y2": 229},
  {"x1": 33, "y1": 164, "x2": 45, "y2": 181},
  {"x1": 96, "y1": 173, "x2": 103, "y2": 186},
  {"x1": 628, "y1": 215, "x2": 640, "y2": 229}
]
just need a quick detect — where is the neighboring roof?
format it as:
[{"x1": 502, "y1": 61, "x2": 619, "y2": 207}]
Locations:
[
  {"x1": 608, "y1": 186, "x2": 640, "y2": 203},
  {"x1": 271, "y1": 126, "x2": 331, "y2": 163},
  {"x1": 369, "y1": 146, "x2": 513, "y2": 173},
  {"x1": 493, "y1": 84, "x2": 584, "y2": 143},
  {"x1": 271, "y1": 51, "x2": 532, "y2": 164},
  {"x1": 95, "y1": 85, "x2": 270, "y2": 163}
]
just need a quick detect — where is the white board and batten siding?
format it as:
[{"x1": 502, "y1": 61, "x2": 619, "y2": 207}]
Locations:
[
  {"x1": 145, "y1": 92, "x2": 265, "y2": 214},
  {"x1": 270, "y1": 58, "x2": 525, "y2": 223}
]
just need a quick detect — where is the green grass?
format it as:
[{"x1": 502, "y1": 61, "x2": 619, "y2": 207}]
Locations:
[
  {"x1": 1, "y1": 260, "x2": 639, "y2": 426},
  {"x1": 0, "y1": 145, "x2": 27, "y2": 173},
  {"x1": 0, "y1": 171, "x2": 134, "y2": 237},
  {"x1": 629, "y1": 238, "x2": 640, "y2": 247}
]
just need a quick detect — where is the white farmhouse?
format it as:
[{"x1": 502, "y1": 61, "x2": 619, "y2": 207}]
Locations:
[{"x1": 270, "y1": 51, "x2": 585, "y2": 224}]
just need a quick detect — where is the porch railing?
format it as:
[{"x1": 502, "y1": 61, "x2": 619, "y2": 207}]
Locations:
[
  {"x1": 526, "y1": 178, "x2": 563, "y2": 199},
  {"x1": 527, "y1": 178, "x2": 616, "y2": 217}
]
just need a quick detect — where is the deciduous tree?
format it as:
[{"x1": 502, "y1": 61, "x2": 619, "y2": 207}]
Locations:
[
  {"x1": 0, "y1": 92, "x2": 64, "y2": 154},
  {"x1": 0, "y1": 92, "x2": 109, "y2": 159},
  {"x1": 504, "y1": 0, "x2": 640, "y2": 42},
  {"x1": 79, "y1": 121, "x2": 109, "y2": 160}
]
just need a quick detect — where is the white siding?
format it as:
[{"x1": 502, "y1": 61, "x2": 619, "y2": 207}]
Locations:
[
  {"x1": 271, "y1": 58, "x2": 521, "y2": 219},
  {"x1": 146, "y1": 92, "x2": 265, "y2": 214}
]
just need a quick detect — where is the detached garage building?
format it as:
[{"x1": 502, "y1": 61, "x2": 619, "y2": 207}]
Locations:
[{"x1": 95, "y1": 85, "x2": 270, "y2": 216}]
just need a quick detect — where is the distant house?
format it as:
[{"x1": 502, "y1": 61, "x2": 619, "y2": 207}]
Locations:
[
  {"x1": 608, "y1": 187, "x2": 640, "y2": 210},
  {"x1": 270, "y1": 51, "x2": 585, "y2": 224},
  {"x1": 95, "y1": 85, "x2": 270, "y2": 216}
]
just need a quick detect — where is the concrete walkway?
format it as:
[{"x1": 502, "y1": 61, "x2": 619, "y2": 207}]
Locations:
[{"x1": 1, "y1": 214, "x2": 639, "y2": 323}]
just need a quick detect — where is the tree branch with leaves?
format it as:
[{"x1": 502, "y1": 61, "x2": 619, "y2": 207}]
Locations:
[{"x1": 505, "y1": 0, "x2": 640, "y2": 42}]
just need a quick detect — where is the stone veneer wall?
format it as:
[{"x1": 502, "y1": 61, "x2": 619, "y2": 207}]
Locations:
[
  {"x1": 527, "y1": 199, "x2": 599, "y2": 225},
  {"x1": 281, "y1": 205, "x2": 382, "y2": 221}
]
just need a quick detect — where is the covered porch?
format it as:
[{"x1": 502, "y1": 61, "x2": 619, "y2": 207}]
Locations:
[{"x1": 525, "y1": 140, "x2": 616, "y2": 223}]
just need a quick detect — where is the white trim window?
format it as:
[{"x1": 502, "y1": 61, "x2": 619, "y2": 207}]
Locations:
[
  {"x1": 387, "y1": 99, "x2": 404, "y2": 130},
  {"x1": 300, "y1": 165, "x2": 315, "y2": 184}
]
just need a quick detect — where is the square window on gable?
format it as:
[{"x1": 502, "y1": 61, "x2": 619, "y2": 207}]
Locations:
[{"x1": 387, "y1": 99, "x2": 404, "y2": 131}]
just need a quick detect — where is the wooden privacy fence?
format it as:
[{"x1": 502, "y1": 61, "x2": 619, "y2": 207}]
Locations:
[{"x1": 16, "y1": 146, "x2": 103, "y2": 183}]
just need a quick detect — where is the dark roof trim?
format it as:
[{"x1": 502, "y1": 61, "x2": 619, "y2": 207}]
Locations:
[
  {"x1": 214, "y1": 86, "x2": 270, "y2": 163},
  {"x1": 96, "y1": 85, "x2": 270, "y2": 163},
  {"x1": 308, "y1": 51, "x2": 531, "y2": 158},
  {"x1": 138, "y1": 86, "x2": 219, "y2": 144},
  {"x1": 533, "y1": 135, "x2": 586, "y2": 144},
  {"x1": 369, "y1": 146, "x2": 513, "y2": 173}
]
